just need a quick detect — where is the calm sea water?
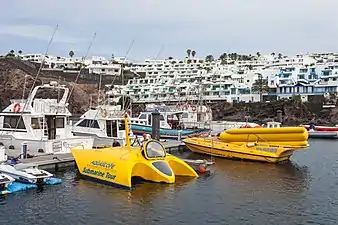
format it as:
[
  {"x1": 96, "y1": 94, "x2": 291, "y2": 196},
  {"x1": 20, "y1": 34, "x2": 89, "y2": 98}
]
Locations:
[{"x1": 0, "y1": 139, "x2": 337, "y2": 225}]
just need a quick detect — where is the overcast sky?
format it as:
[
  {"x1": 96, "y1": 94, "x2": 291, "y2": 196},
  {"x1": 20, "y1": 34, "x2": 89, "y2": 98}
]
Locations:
[{"x1": 1, "y1": 0, "x2": 337, "y2": 61}]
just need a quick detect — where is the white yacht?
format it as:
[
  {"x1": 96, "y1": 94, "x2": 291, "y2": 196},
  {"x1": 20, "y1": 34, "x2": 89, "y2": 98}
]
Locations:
[
  {"x1": 130, "y1": 104, "x2": 211, "y2": 139},
  {"x1": 0, "y1": 82, "x2": 94, "y2": 156},
  {"x1": 72, "y1": 105, "x2": 139, "y2": 146}
]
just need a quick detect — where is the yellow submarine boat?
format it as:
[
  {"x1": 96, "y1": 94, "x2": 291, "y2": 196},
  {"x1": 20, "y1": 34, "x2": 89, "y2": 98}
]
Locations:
[
  {"x1": 71, "y1": 114, "x2": 198, "y2": 189},
  {"x1": 183, "y1": 127, "x2": 309, "y2": 163}
]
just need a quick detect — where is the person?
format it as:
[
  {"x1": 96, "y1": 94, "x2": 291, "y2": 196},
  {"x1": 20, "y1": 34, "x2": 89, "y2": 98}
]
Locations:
[
  {"x1": 112, "y1": 139, "x2": 121, "y2": 147},
  {"x1": 143, "y1": 133, "x2": 150, "y2": 142}
]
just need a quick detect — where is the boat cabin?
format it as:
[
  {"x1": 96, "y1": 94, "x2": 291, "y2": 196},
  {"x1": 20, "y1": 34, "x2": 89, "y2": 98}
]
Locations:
[
  {"x1": 266, "y1": 122, "x2": 281, "y2": 128},
  {"x1": 131, "y1": 110, "x2": 184, "y2": 129},
  {"x1": 72, "y1": 108, "x2": 129, "y2": 137},
  {"x1": 0, "y1": 84, "x2": 72, "y2": 143},
  {"x1": 72, "y1": 105, "x2": 132, "y2": 139}
]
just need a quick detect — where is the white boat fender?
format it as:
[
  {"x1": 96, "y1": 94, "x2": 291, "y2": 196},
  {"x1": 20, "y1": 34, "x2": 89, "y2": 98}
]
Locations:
[{"x1": 246, "y1": 142, "x2": 256, "y2": 147}]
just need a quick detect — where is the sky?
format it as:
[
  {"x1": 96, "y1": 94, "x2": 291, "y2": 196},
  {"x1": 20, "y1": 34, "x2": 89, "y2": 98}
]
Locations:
[{"x1": 1, "y1": 0, "x2": 338, "y2": 62}]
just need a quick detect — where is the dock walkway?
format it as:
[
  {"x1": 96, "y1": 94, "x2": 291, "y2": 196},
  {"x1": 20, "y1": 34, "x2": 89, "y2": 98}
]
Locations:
[{"x1": 11, "y1": 141, "x2": 186, "y2": 170}]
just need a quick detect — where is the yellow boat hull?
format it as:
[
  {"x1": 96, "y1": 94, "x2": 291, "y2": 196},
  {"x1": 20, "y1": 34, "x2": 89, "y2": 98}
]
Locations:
[
  {"x1": 183, "y1": 137, "x2": 308, "y2": 163},
  {"x1": 71, "y1": 145, "x2": 198, "y2": 189},
  {"x1": 219, "y1": 127, "x2": 308, "y2": 145}
]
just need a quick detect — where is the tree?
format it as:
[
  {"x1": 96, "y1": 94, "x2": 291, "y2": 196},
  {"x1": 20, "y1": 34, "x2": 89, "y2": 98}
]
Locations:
[
  {"x1": 111, "y1": 53, "x2": 115, "y2": 59},
  {"x1": 186, "y1": 49, "x2": 191, "y2": 58},
  {"x1": 219, "y1": 53, "x2": 227, "y2": 60},
  {"x1": 256, "y1": 52, "x2": 261, "y2": 57},
  {"x1": 18, "y1": 50, "x2": 23, "y2": 55},
  {"x1": 191, "y1": 50, "x2": 196, "y2": 58},
  {"x1": 251, "y1": 74, "x2": 270, "y2": 102},
  {"x1": 205, "y1": 55, "x2": 214, "y2": 62},
  {"x1": 278, "y1": 53, "x2": 283, "y2": 59},
  {"x1": 271, "y1": 52, "x2": 275, "y2": 57},
  {"x1": 168, "y1": 56, "x2": 173, "y2": 60},
  {"x1": 10, "y1": 50, "x2": 14, "y2": 54},
  {"x1": 69, "y1": 50, "x2": 75, "y2": 58}
]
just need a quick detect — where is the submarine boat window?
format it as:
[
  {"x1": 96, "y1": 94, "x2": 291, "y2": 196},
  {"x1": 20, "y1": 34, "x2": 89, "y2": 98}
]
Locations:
[
  {"x1": 143, "y1": 140, "x2": 166, "y2": 160},
  {"x1": 143, "y1": 140, "x2": 173, "y2": 177}
]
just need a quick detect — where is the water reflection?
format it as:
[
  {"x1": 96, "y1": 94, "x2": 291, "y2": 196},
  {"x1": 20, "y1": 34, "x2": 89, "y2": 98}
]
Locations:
[
  {"x1": 182, "y1": 151, "x2": 310, "y2": 200},
  {"x1": 69, "y1": 170, "x2": 196, "y2": 224}
]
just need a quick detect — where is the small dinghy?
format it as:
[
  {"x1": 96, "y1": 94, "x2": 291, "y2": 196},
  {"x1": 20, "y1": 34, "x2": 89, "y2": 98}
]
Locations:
[
  {"x1": 0, "y1": 173, "x2": 15, "y2": 195},
  {"x1": 0, "y1": 164, "x2": 53, "y2": 185},
  {"x1": 0, "y1": 146, "x2": 15, "y2": 194}
]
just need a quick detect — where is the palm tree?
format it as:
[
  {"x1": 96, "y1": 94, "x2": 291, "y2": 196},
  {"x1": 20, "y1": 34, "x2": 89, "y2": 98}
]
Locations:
[
  {"x1": 251, "y1": 74, "x2": 270, "y2": 102},
  {"x1": 219, "y1": 53, "x2": 227, "y2": 61},
  {"x1": 205, "y1": 55, "x2": 214, "y2": 62},
  {"x1": 69, "y1": 50, "x2": 75, "y2": 58},
  {"x1": 186, "y1": 49, "x2": 191, "y2": 58},
  {"x1": 278, "y1": 53, "x2": 282, "y2": 59},
  {"x1": 18, "y1": 50, "x2": 23, "y2": 55},
  {"x1": 271, "y1": 52, "x2": 275, "y2": 57},
  {"x1": 10, "y1": 50, "x2": 14, "y2": 54},
  {"x1": 191, "y1": 50, "x2": 196, "y2": 58},
  {"x1": 256, "y1": 52, "x2": 261, "y2": 57}
]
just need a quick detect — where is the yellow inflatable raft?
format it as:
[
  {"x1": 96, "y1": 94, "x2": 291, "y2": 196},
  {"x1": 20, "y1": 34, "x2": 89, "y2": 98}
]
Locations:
[{"x1": 219, "y1": 127, "x2": 308, "y2": 147}]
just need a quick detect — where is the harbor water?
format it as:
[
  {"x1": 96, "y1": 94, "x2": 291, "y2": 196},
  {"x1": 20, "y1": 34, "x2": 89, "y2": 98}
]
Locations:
[{"x1": 0, "y1": 139, "x2": 337, "y2": 225}]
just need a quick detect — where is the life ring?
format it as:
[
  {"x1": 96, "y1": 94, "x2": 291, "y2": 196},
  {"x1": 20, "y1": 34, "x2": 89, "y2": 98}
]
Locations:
[
  {"x1": 191, "y1": 106, "x2": 196, "y2": 111},
  {"x1": 14, "y1": 103, "x2": 21, "y2": 113}
]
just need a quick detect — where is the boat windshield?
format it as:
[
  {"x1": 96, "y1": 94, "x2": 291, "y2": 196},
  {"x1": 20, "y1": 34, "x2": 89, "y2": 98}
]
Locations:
[{"x1": 144, "y1": 141, "x2": 166, "y2": 159}]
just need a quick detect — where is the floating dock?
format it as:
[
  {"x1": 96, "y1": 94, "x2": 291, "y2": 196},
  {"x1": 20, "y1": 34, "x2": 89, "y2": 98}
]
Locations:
[{"x1": 13, "y1": 141, "x2": 187, "y2": 171}]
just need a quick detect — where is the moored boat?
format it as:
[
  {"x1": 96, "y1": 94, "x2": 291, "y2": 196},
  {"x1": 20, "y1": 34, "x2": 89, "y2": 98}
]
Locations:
[
  {"x1": 183, "y1": 126, "x2": 309, "y2": 163},
  {"x1": 71, "y1": 114, "x2": 198, "y2": 189},
  {"x1": 0, "y1": 82, "x2": 94, "y2": 156},
  {"x1": 72, "y1": 105, "x2": 139, "y2": 146},
  {"x1": 302, "y1": 124, "x2": 338, "y2": 132},
  {"x1": 131, "y1": 110, "x2": 210, "y2": 139}
]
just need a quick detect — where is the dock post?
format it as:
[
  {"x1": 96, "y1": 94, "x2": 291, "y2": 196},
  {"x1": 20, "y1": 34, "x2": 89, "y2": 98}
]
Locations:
[
  {"x1": 21, "y1": 142, "x2": 28, "y2": 159},
  {"x1": 177, "y1": 130, "x2": 182, "y2": 141},
  {"x1": 151, "y1": 109, "x2": 160, "y2": 140},
  {"x1": 276, "y1": 110, "x2": 283, "y2": 124}
]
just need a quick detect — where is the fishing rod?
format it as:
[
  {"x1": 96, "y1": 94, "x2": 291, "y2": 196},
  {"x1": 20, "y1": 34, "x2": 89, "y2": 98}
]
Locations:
[
  {"x1": 14, "y1": 24, "x2": 59, "y2": 130},
  {"x1": 66, "y1": 32, "x2": 97, "y2": 103}
]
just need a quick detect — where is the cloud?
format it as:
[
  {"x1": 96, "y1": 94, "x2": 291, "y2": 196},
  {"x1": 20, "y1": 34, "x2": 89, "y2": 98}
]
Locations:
[
  {"x1": 1, "y1": 0, "x2": 338, "y2": 60},
  {"x1": 0, "y1": 24, "x2": 86, "y2": 44}
]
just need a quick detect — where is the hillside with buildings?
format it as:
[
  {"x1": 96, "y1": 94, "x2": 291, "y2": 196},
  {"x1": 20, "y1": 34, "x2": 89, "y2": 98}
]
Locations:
[{"x1": 1, "y1": 50, "x2": 338, "y2": 124}]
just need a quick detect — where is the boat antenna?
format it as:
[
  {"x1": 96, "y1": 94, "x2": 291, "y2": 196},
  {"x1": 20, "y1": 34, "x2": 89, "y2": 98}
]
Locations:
[
  {"x1": 97, "y1": 73, "x2": 102, "y2": 106},
  {"x1": 155, "y1": 44, "x2": 164, "y2": 60},
  {"x1": 108, "y1": 39, "x2": 134, "y2": 111},
  {"x1": 121, "y1": 39, "x2": 134, "y2": 111},
  {"x1": 14, "y1": 24, "x2": 59, "y2": 130},
  {"x1": 66, "y1": 32, "x2": 97, "y2": 103}
]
